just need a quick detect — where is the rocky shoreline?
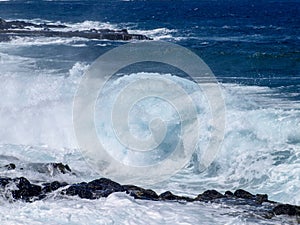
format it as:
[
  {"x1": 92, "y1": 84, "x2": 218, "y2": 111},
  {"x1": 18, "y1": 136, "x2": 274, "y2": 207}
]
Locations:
[
  {"x1": 0, "y1": 162, "x2": 299, "y2": 221},
  {"x1": 0, "y1": 18, "x2": 151, "y2": 41}
]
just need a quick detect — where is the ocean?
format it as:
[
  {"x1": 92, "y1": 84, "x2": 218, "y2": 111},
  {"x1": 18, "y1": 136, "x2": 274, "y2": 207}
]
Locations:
[{"x1": 0, "y1": 0, "x2": 299, "y2": 224}]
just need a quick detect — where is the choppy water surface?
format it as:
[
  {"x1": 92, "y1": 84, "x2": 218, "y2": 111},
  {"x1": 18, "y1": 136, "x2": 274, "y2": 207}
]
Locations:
[{"x1": 0, "y1": 0, "x2": 299, "y2": 224}]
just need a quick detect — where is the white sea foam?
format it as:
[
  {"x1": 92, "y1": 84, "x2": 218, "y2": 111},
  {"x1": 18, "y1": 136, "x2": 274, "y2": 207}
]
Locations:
[
  {"x1": 0, "y1": 51, "x2": 299, "y2": 205},
  {"x1": 3, "y1": 18, "x2": 285, "y2": 44},
  {"x1": 60, "y1": 21, "x2": 178, "y2": 40},
  {"x1": 0, "y1": 189, "x2": 297, "y2": 225},
  {"x1": 0, "y1": 40, "x2": 299, "y2": 223},
  {"x1": 128, "y1": 27, "x2": 178, "y2": 40},
  {"x1": 2, "y1": 18, "x2": 180, "y2": 44},
  {"x1": 7, "y1": 36, "x2": 89, "y2": 46}
]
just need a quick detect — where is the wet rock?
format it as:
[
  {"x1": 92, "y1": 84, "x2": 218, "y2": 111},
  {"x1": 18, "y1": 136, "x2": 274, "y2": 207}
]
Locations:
[
  {"x1": 255, "y1": 194, "x2": 268, "y2": 204},
  {"x1": 87, "y1": 178, "x2": 124, "y2": 197},
  {"x1": 224, "y1": 190, "x2": 234, "y2": 197},
  {"x1": 65, "y1": 182, "x2": 94, "y2": 199},
  {"x1": 234, "y1": 189, "x2": 254, "y2": 199},
  {"x1": 27, "y1": 162, "x2": 72, "y2": 175},
  {"x1": 123, "y1": 185, "x2": 159, "y2": 201},
  {"x1": 272, "y1": 204, "x2": 300, "y2": 216},
  {"x1": 159, "y1": 191, "x2": 178, "y2": 200},
  {"x1": 195, "y1": 190, "x2": 224, "y2": 201},
  {"x1": 65, "y1": 178, "x2": 124, "y2": 199},
  {"x1": 0, "y1": 168, "x2": 299, "y2": 221},
  {"x1": 0, "y1": 177, "x2": 12, "y2": 187},
  {"x1": 87, "y1": 178, "x2": 124, "y2": 191},
  {"x1": 51, "y1": 163, "x2": 71, "y2": 174},
  {"x1": 4, "y1": 163, "x2": 16, "y2": 170},
  {"x1": 42, "y1": 181, "x2": 68, "y2": 194},
  {"x1": 0, "y1": 18, "x2": 151, "y2": 41},
  {"x1": 0, "y1": 18, "x2": 67, "y2": 30},
  {"x1": 11, "y1": 177, "x2": 42, "y2": 202},
  {"x1": 159, "y1": 191, "x2": 194, "y2": 202}
]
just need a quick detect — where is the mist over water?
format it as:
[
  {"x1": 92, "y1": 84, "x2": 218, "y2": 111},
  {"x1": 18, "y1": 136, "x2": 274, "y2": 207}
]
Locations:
[{"x1": 0, "y1": 46, "x2": 299, "y2": 204}]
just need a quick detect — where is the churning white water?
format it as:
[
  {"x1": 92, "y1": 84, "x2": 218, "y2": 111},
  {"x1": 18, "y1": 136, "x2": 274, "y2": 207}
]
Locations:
[{"x1": 0, "y1": 32, "x2": 299, "y2": 224}]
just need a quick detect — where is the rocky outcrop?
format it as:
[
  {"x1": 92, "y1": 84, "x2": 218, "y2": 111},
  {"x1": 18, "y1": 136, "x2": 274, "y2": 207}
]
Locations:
[
  {"x1": 0, "y1": 18, "x2": 67, "y2": 30},
  {"x1": 1, "y1": 162, "x2": 73, "y2": 175},
  {"x1": 0, "y1": 18, "x2": 151, "y2": 41},
  {"x1": 0, "y1": 162, "x2": 299, "y2": 220}
]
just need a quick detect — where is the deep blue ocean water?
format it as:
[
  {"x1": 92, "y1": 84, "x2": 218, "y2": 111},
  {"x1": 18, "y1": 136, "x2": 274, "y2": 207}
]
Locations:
[
  {"x1": 0, "y1": 0, "x2": 299, "y2": 224},
  {"x1": 1, "y1": 0, "x2": 299, "y2": 88}
]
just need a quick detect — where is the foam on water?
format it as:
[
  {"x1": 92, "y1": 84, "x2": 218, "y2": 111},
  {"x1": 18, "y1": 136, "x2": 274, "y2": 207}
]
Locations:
[
  {"x1": 7, "y1": 36, "x2": 89, "y2": 47},
  {"x1": 62, "y1": 21, "x2": 179, "y2": 41},
  {"x1": 0, "y1": 50, "x2": 299, "y2": 204},
  {"x1": 128, "y1": 27, "x2": 178, "y2": 41},
  {"x1": 0, "y1": 36, "x2": 299, "y2": 223},
  {"x1": 0, "y1": 52, "x2": 87, "y2": 148},
  {"x1": 163, "y1": 84, "x2": 300, "y2": 205},
  {"x1": 8, "y1": 17, "x2": 285, "y2": 45},
  {"x1": 0, "y1": 191, "x2": 296, "y2": 225},
  {"x1": 3, "y1": 18, "x2": 180, "y2": 42}
]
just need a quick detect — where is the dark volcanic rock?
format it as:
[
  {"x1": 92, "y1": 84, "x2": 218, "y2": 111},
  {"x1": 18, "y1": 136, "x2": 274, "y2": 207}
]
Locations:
[
  {"x1": 0, "y1": 18, "x2": 151, "y2": 41},
  {"x1": 159, "y1": 191, "x2": 194, "y2": 202},
  {"x1": 195, "y1": 189, "x2": 224, "y2": 201},
  {"x1": 255, "y1": 194, "x2": 269, "y2": 204},
  {"x1": 224, "y1": 190, "x2": 234, "y2": 197},
  {"x1": 272, "y1": 204, "x2": 300, "y2": 216},
  {"x1": 50, "y1": 163, "x2": 71, "y2": 174},
  {"x1": 0, "y1": 18, "x2": 66, "y2": 30},
  {"x1": 0, "y1": 161, "x2": 73, "y2": 175},
  {"x1": 87, "y1": 178, "x2": 124, "y2": 193},
  {"x1": 65, "y1": 178, "x2": 124, "y2": 199},
  {"x1": 42, "y1": 181, "x2": 68, "y2": 194},
  {"x1": 0, "y1": 162, "x2": 299, "y2": 221},
  {"x1": 0, "y1": 177, "x2": 11, "y2": 187},
  {"x1": 27, "y1": 162, "x2": 72, "y2": 175},
  {"x1": 123, "y1": 185, "x2": 159, "y2": 201},
  {"x1": 65, "y1": 182, "x2": 94, "y2": 199},
  {"x1": 234, "y1": 189, "x2": 255, "y2": 199},
  {"x1": 11, "y1": 177, "x2": 42, "y2": 202}
]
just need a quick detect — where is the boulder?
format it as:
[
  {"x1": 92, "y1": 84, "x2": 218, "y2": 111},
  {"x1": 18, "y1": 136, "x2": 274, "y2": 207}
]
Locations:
[
  {"x1": 272, "y1": 204, "x2": 300, "y2": 216},
  {"x1": 195, "y1": 189, "x2": 224, "y2": 201},
  {"x1": 123, "y1": 185, "x2": 159, "y2": 201}
]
